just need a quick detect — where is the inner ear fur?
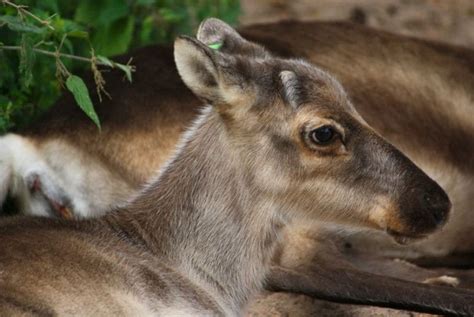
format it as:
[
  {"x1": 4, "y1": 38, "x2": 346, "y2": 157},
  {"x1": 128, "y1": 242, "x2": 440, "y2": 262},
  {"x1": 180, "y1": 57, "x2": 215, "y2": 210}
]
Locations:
[
  {"x1": 174, "y1": 35, "x2": 251, "y2": 109},
  {"x1": 197, "y1": 18, "x2": 270, "y2": 59},
  {"x1": 174, "y1": 36, "x2": 221, "y2": 102}
]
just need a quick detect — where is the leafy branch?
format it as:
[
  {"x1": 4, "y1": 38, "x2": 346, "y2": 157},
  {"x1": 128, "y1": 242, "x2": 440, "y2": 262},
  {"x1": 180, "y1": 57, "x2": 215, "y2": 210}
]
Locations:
[
  {"x1": 0, "y1": 0, "x2": 135, "y2": 129},
  {"x1": 1, "y1": 0, "x2": 54, "y2": 30},
  {"x1": 0, "y1": 0, "x2": 239, "y2": 133}
]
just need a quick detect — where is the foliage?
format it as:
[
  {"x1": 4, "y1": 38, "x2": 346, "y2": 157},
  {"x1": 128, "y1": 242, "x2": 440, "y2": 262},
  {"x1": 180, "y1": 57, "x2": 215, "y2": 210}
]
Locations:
[{"x1": 0, "y1": 0, "x2": 240, "y2": 133}]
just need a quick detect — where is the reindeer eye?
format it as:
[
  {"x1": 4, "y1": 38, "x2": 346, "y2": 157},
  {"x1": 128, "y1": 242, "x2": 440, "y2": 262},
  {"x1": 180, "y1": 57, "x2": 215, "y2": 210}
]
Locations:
[{"x1": 310, "y1": 125, "x2": 336, "y2": 145}]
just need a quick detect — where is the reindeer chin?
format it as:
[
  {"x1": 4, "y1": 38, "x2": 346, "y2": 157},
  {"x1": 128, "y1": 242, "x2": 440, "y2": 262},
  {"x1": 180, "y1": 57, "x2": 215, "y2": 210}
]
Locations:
[{"x1": 386, "y1": 229, "x2": 428, "y2": 245}]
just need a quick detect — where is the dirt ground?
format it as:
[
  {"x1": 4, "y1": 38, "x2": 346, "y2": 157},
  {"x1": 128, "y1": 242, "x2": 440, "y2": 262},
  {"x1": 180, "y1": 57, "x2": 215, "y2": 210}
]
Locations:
[{"x1": 240, "y1": 1, "x2": 473, "y2": 316}]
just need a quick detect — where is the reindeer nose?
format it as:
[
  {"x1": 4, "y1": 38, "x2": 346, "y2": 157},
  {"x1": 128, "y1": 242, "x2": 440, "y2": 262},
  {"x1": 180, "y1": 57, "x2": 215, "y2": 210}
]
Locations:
[{"x1": 420, "y1": 186, "x2": 451, "y2": 227}]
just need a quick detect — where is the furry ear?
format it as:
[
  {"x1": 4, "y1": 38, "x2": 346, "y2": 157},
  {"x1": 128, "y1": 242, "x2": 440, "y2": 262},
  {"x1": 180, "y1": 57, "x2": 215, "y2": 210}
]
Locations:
[
  {"x1": 175, "y1": 34, "x2": 262, "y2": 110},
  {"x1": 197, "y1": 18, "x2": 270, "y2": 59},
  {"x1": 174, "y1": 35, "x2": 222, "y2": 102}
]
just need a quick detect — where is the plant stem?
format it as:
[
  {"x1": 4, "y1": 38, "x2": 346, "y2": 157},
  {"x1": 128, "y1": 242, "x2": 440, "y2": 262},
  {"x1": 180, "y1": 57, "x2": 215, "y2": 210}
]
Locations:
[
  {"x1": 0, "y1": 45, "x2": 108, "y2": 65},
  {"x1": 2, "y1": 0, "x2": 55, "y2": 30}
]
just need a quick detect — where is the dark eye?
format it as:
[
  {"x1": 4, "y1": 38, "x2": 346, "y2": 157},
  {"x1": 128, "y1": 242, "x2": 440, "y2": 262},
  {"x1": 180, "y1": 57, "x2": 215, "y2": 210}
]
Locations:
[{"x1": 310, "y1": 125, "x2": 336, "y2": 145}]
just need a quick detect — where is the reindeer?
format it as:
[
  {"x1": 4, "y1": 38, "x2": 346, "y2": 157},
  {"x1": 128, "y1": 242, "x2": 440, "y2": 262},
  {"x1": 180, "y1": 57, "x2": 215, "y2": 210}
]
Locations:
[{"x1": 1, "y1": 19, "x2": 473, "y2": 315}]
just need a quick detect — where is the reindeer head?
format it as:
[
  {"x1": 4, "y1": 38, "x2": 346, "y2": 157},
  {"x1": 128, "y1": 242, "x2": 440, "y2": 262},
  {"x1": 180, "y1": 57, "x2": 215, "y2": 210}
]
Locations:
[{"x1": 174, "y1": 18, "x2": 451, "y2": 244}]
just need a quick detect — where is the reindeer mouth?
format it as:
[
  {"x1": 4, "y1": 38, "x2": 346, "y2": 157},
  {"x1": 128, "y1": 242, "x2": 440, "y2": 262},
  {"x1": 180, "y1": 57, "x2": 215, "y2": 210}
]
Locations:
[{"x1": 386, "y1": 229, "x2": 427, "y2": 245}]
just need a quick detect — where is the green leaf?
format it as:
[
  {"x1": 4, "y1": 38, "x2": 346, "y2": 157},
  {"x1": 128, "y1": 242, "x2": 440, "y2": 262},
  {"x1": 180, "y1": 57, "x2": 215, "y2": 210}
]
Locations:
[
  {"x1": 136, "y1": 0, "x2": 156, "y2": 5},
  {"x1": 97, "y1": 56, "x2": 133, "y2": 82},
  {"x1": 0, "y1": 0, "x2": 241, "y2": 134},
  {"x1": 158, "y1": 8, "x2": 183, "y2": 23},
  {"x1": 75, "y1": 0, "x2": 128, "y2": 26},
  {"x1": 52, "y1": 18, "x2": 85, "y2": 35},
  {"x1": 19, "y1": 34, "x2": 35, "y2": 88},
  {"x1": 92, "y1": 16, "x2": 134, "y2": 56},
  {"x1": 36, "y1": 0, "x2": 59, "y2": 12},
  {"x1": 0, "y1": 95, "x2": 9, "y2": 106},
  {"x1": 65, "y1": 75, "x2": 101, "y2": 129},
  {"x1": 97, "y1": 55, "x2": 114, "y2": 67},
  {"x1": 139, "y1": 15, "x2": 154, "y2": 45},
  {"x1": 67, "y1": 30, "x2": 89, "y2": 39},
  {"x1": 0, "y1": 15, "x2": 44, "y2": 34},
  {"x1": 115, "y1": 63, "x2": 133, "y2": 82},
  {"x1": 0, "y1": 52, "x2": 16, "y2": 90},
  {"x1": 74, "y1": 0, "x2": 101, "y2": 24}
]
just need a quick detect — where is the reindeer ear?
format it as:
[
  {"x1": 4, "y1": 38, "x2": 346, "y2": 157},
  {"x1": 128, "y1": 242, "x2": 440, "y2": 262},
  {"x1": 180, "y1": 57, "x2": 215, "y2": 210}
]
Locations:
[
  {"x1": 197, "y1": 18, "x2": 270, "y2": 58},
  {"x1": 174, "y1": 35, "x2": 222, "y2": 102},
  {"x1": 175, "y1": 35, "x2": 256, "y2": 108}
]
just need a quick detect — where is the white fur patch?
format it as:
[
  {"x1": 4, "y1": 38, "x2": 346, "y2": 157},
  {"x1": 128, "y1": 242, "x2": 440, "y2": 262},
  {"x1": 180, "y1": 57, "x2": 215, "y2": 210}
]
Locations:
[
  {"x1": 0, "y1": 133, "x2": 133, "y2": 217},
  {"x1": 0, "y1": 134, "x2": 54, "y2": 216}
]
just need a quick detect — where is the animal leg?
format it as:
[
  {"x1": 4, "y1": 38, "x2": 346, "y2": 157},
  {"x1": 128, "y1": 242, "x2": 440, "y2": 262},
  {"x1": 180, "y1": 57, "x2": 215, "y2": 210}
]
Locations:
[
  {"x1": 266, "y1": 264, "x2": 474, "y2": 316},
  {"x1": 267, "y1": 226, "x2": 474, "y2": 316},
  {"x1": 24, "y1": 172, "x2": 73, "y2": 219}
]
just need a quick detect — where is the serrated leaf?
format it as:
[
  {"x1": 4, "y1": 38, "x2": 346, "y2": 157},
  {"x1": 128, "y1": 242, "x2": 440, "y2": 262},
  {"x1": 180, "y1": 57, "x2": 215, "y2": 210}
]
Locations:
[
  {"x1": 19, "y1": 34, "x2": 35, "y2": 88},
  {"x1": 65, "y1": 75, "x2": 101, "y2": 129},
  {"x1": 0, "y1": 16, "x2": 44, "y2": 34}
]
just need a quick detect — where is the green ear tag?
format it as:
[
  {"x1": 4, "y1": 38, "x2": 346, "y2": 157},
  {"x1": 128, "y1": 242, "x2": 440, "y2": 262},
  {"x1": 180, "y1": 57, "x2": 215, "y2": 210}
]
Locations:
[{"x1": 208, "y1": 42, "x2": 223, "y2": 50}]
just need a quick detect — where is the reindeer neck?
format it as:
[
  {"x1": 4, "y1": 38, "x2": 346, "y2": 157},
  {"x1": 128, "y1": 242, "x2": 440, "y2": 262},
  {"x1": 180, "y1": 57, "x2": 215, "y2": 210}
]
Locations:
[{"x1": 113, "y1": 107, "x2": 287, "y2": 313}]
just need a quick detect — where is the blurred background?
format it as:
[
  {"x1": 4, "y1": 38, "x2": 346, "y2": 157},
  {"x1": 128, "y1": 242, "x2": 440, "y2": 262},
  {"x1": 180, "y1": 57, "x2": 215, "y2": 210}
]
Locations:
[
  {"x1": 1, "y1": 0, "x2": 473, "y2": 133},
  {"x1": 241, "y1": 0, "x2": 474, "y2": 47}
]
